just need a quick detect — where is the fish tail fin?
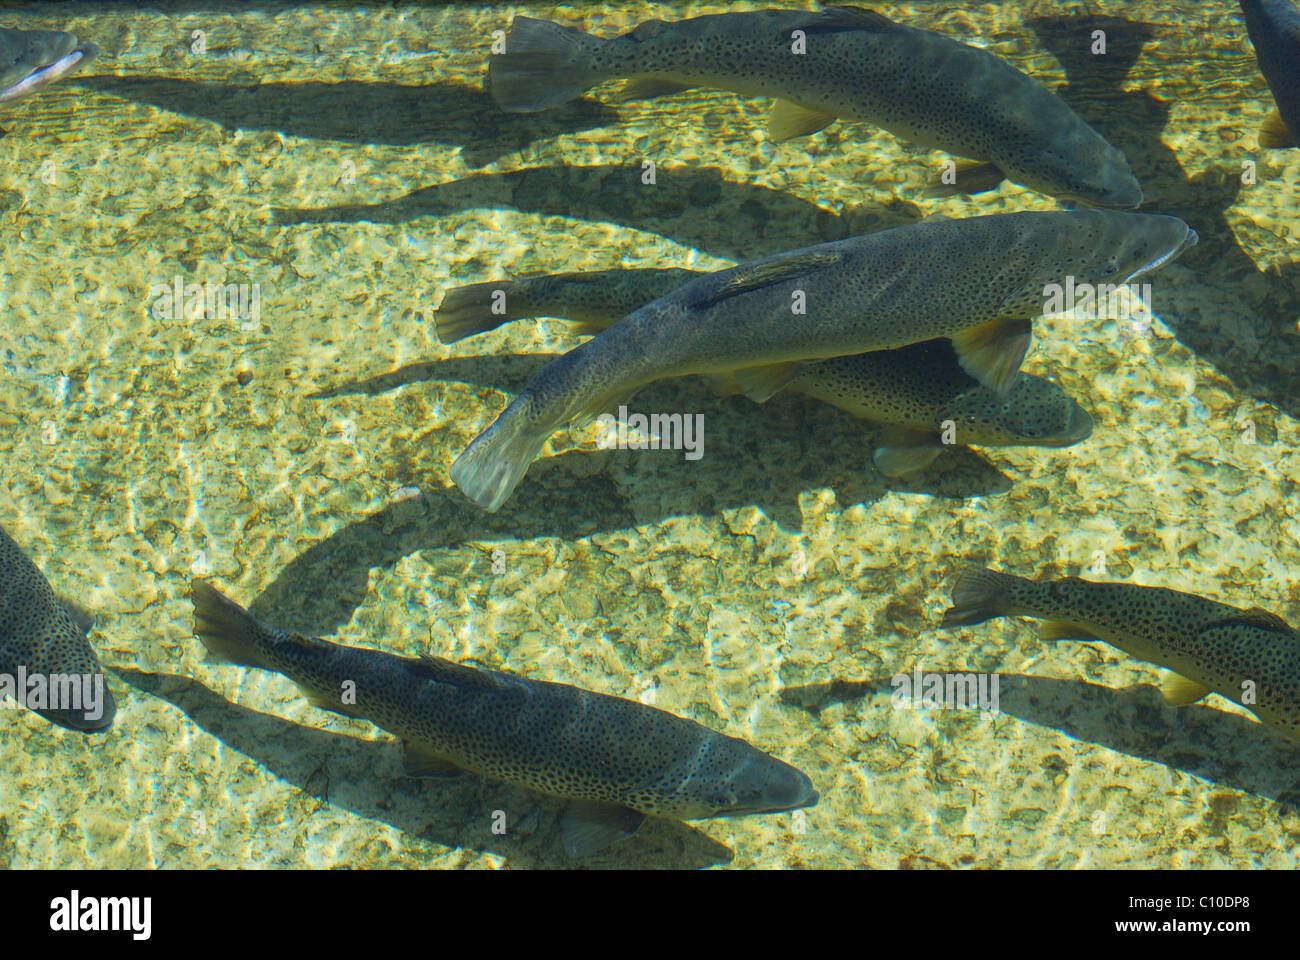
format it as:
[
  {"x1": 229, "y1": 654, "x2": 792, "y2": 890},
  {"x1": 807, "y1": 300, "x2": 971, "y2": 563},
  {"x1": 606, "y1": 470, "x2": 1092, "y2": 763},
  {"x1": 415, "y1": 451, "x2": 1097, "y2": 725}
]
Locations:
[
  {"x1": 434, "y1": 280, "x2": 523, "y2": 343},
  {"x1": 940, "y1": 566, "x2": 1022, "y2": 627},
  {"x1": 487, "y1": 16, "x2": 606, "y2": 112},
  {"x1": 450, "y1": 399, "x2": 552, "y2": 512},
  {"x1": 190, "y1": 580, "x2": 277, "y2": 670}
]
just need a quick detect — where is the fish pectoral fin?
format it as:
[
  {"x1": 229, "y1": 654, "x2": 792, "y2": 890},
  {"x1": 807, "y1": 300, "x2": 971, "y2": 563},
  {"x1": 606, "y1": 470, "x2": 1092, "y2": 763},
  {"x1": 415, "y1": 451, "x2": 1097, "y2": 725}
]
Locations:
[
  {"x1": 922, "y1": 161, "x2": 1007, "y2": 199},
  {"x1": 612, "y1": 77, "x2": 694, "y2": 103},
  {"x1": 401, "y1": 740, "x2": 464, "y2": 779},
  {"x1": 299, "y1": 686, "x2": 366, "y2": 718},
  {"x1": 1259, "y1": 109, "x2": 1297, "y2": 149},
  {"x1": 1210, "y1": 608, "x2": 1294, "y2": 634},
  {"x1": 1037, "y1": 620, "x2": 1100, "y2": 642},
  {"x1": 950, "y1": 316, "x2": 1031, "y2": 395},
  {"x1": 708, "y1": 372, "x2": 743, "y2": 397},
  {"x1": 733, "y1": 361, "x2": 804, "y2": 402},
  {"x1": 872, "y1": 428, "x2": 944, "y2": 476},
  {"x1": 767, "y1": 100, "x2": 836, "y2": 143},
  {"x1": 570, "y1": 317, "x2": 618, "y2": 336},
  {"x1": 57, "y1": 594, "x2": 95, "y2": 635},
  {"x1": 688, "y1": 251, "x2": 842, "y2": 310},
  {"x1": 413, "y1": 652, "x2": 509, "y2": 690},
  {"x1": 560, "y1": 800, "x2": 647, "y2": 858},
  {"x1": 1160, "y1": 672, "x2": 1211, "y2": 707}
]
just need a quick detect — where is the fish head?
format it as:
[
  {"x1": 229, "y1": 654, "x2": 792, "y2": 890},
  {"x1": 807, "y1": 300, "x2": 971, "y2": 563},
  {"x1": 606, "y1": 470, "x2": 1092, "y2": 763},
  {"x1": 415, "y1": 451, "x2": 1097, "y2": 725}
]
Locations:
[
  {"x1": 940, "y1": 374, "x2": 1093, "y2": 449},
  {"x1": 1072, "y1": 212, "x2": 1199, "y2": 287},
  {"x1": 1024, "y1": 140, "x2": 1144, "y2": 209},
  {"x1": 694, "y1": 754, "x2": 819, "y2": 819},
  {"x1": 0, "y1": 29, "x2": 99, "y2": 105},
  {"x1": 37, "y1": 681, "x2": 116, "y2": 733}
]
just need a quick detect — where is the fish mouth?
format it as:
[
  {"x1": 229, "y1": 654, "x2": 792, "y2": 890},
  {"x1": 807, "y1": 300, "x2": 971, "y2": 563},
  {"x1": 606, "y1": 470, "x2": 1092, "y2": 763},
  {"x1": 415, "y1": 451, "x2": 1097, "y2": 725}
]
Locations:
[
  {"x1": 1123, "y1": 226, "x2": 1198, "y2": 283},
  {"x1": 0, "y1": 42, "x2": 99, "y2": 103}
]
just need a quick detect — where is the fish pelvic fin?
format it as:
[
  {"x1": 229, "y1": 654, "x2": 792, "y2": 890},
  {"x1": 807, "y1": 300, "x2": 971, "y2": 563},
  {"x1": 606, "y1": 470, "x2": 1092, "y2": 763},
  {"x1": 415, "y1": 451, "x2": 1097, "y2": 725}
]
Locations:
[
  {"x1": 487, "y1": 16, "x2": 605, "y2": 113},
  {"x1": 872, "y1": 428, "x2": 944, "y2": 476},
  {"x1": 561, "y1": 800, "x2": 646, "y2": 858},
  {"x1": 1259, "y1": 109, "x2": 1297, "y2": 149},
  {"x1": 732, "y1": 361, "x2": 804, "y2": 402},
  {"x1": 1037, "y1": 620, "x2": 1100, "y2": 642},
  {"x1": 768, "y1": 100, "x2": 836, "y2": 142},
  {"x1": 434, "y1": 281, "x2": 522, "y2": 343},
  {"x1": 951, "y1": 316, "x2": 1031, "y2": 395},
  {"x1": 401, "y1": 740, "x2": 465, "y2": 779},
  {"x1": 189, "y1": 580, "x2": 277, "y2": 670},
  {"x1": 940, "y1": 566, "x2": 1021, "y2": 628},
  {"x1": 709, "y1": 372, "x2": 744, "y2": 396},
  {"x1": 922, "y1": 161, "x2": 1007, "y2": 199},
  {"x1": 1160, "y1": 672, "x2": 1211, "y2": 707},
  {"x1": 450, "y1": 401, "x2": 552, "y2": 512}
]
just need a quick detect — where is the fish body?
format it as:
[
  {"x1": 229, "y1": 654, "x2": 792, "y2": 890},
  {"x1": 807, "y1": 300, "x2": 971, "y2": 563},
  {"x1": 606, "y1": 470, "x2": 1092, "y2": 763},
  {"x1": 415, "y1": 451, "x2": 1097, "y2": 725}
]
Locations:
[
  {"x1": 1240, "y1": 0, "x2": 1300, "y2": 147},
  {"x1": 449, "y1": 210, "x2": 1194, "y2": 511},
  {"x1": 191, "y1": 581, "x2": 817, "y2": 856},
  {"x1": 941, "y1": 566, "x2": 1300, "y2": 742},
  {"x1": 436, "y1": 269, "x2": 1093, "y2": 475},
  {"x1": 488, "y1": 7, "x2": 1142, "y2": 207},
  {"x1": 0, "y1": 28, "x2": 98, "y2": 105},
  {"x1": 0, "y1": 523, "x2": 114, "y2": 731}
]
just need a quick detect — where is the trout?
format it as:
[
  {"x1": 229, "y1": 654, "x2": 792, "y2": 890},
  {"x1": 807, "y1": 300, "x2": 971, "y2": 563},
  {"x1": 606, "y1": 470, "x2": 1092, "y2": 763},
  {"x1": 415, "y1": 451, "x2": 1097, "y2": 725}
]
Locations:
[
  {"x1": 191, "y1": 580, "x2": 818, "y2": 857},
  {"x1": 0, "y1": 28, "x2": 98, "y2": 105},
  {"x1": 488, "y1": 6, "x2": 1143, "y2": 207},
  {"x1": 1239, "y1": 0, "x2": 1300, "y2": 148},
  {"x1": 436, "y1": 268, "x2": 1093, "y2": 475},
  {"x1": 448, "y1": 210, "x2": 1194, "y2": 511},
  {"x1": 0, "y1": 523, "x2": 114, "y2": 731},
  {"x1": 940, "y1": 566, "x2": 1300, "y2": 743}
]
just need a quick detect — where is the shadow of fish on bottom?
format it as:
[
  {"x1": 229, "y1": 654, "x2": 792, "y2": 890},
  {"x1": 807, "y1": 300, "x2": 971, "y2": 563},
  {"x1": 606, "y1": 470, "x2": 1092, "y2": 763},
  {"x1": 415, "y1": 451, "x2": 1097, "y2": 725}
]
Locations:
[{"x1": 189, "y1": 581, "x2": 817, "y2": 857}]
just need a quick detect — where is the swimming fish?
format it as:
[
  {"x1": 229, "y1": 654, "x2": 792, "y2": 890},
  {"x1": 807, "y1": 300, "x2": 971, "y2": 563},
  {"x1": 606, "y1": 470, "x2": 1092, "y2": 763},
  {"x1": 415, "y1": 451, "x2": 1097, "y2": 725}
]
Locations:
[
  {"x1": 488, "y1": 7, "x2": 1143, "y2": 208},
  {"x1": 0, "y1": 28, "x2": 98, "y2": 105},
  {"x1": 1239, "y1": 0, "x2": 1300, "y2": 148},
  {"x1": 190, "y1": 580, "x2": 818, "y2": 857},
  {"x1": 436, "y1": 269, "x2": 1094, "y2": 475},
  {"x1": 449, "y1": 210, "x2": 1194, "y2": 511},
  {"x1": 0, "y1": 523, "x2": 114, "y2": 732},
  {"x1": 940, "y1": 566, "x2": 1300, "y2": 743}
]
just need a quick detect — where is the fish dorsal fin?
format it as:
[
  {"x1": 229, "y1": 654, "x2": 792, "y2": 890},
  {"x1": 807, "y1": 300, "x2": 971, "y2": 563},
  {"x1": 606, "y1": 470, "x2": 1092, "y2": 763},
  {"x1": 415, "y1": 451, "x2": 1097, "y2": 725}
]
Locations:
[
  {"x1": 795, "y1": 7, "x2": 897, "y2": 34},
  {"x1": 627, "y1": 18, "x2": 669, "y2": 42},
  {"x1": 1210, "y1": 608, "x2": 1293, "y2": 634},
  {"x1": 1160, "y1": 672, "x2": 1211, "y2": 707},
  {"x1": 414, "y1": 652, "x2": 509, "y2": 690},
  {"x1": 560, "y1": 800, "x2": 647, "y2": 858},
  {"x1": 688, "y1": 251, "x2": 841, "y2": 310},
  {"x1": 768, "y1": 100, "x2": 836, "y2": 142},
  {"x1": 401, "y1": 740, "x2": 464, "y2": 779}
]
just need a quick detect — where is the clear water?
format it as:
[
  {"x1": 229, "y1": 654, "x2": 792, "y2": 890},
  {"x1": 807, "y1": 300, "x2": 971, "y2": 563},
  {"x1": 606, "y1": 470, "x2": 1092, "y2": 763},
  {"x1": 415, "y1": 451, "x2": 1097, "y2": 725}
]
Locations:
[{"x1": 0, "y1": 1, "x2": 1297, "y2": 868}]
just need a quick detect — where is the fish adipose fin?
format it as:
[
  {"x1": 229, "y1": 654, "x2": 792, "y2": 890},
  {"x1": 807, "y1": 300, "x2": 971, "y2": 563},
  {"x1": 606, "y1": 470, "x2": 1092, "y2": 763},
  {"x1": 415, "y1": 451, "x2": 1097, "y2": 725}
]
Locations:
[
  {"x1": 434, "y1": 281, "x2": 522, "y2": 343},
  {"x1": 950, "y1": 316, "x2": 1031, "y2": 395},
  {"x1": 402, "y1": 740, "x2": 465, "y2": 779},
  {"x1": 1037, "y1": 621, "x2": 1100, "y2": 642},
  {"x1": 940, "y1": 566, "x2": 1021, "y2": 627},
  {"x1": 414, "y1": 652, "x2": 510, "y2": 690},
  {"x1": 1260, "y1": 109, "x2": 1297, "y2": 149},
  {"x1": 1160, "y1": 672, "x2": 1211, "y2": 706},
  {"x1": 688, "y1": 251, "x2": 842, "y2": 310},
  {"x1": 613, "y1": 77, "x2": 694, "y2": 102},
  {"x1": 872, "y1": 428, "x2": 944, "y2": 476},
  {"x1": 487, "y1": 16, "x2": 603, "y2": 112},
  {"x1": 768, "y1": 100, "x2": 836, "y2": 142},
  {"x1": 922, "y1": 161, "x2": 1007, "y2": 199},
  {"x1": 561, "y1": 800, "x2": 647, "y2": 857},
  {"x1": 733, "y1": 361, "x2": 804, "y2": 402},
  {"x1": 190, "y1": 579, "x2": 275, "y2": 670}
]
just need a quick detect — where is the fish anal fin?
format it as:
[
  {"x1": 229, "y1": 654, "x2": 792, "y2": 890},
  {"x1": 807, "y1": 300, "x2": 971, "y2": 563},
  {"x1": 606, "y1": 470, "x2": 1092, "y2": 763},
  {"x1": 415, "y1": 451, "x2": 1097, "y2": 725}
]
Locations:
[
  {"x1": 1260, "y1": 109, "x2": 1297, "y2": 149},
  {"x1": 560, "y1": 800, "x2": 646, "y2": 858},
  {"x1": 402, "y1": 740, "x2": 464, "y2": 779},
  {"x1": 299, "y1": 685, "x2": 366, "y2": 718},
  {"x1": 689, "y1": 251, "x2": 842, "y2": 310},
  {"x1": 923, "y1": 161, "x2": 1007, "y2": 199},
  {"x1": 950, "y1": 316, "x2": 1031, "y2": 395},
  {"x1": 613, "y1": 77, "x2": 693, "y2": 103},
  {"x1": 872, "y1": 427, "x2": 944, "y2": 476},
  {"x1": 1038, "y1": 620, "x2": 1100, "y2": 642},
  {"x1": 768, "y1": 100, "x2": 836, "y2": 142},
  {"x1": 733, "y1": 361, "x2": 804, "y2": 402},
  {"x1": 414, "y1": 652, "x2": 509, "y2": 690},
  {"x1": 1160, "y1": 672, "x2": 1211, "y2": 707}
]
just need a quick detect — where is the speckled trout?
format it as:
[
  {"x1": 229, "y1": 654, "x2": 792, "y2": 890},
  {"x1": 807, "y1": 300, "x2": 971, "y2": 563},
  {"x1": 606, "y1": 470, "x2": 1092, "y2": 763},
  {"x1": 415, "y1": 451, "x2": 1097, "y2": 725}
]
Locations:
[
  {"x1": 941, "y1": 567, "x2": 1300, "y2": 743},
  {"x1": 0, "y1": 28, "x2": 98, "y2": 105},
  {"x1": 488, "y1": 6, "x2": 1142, "y2": 207},
  {"x1": 449, "y1": 210, "x2": 1194, "y2": 511},
  {"x1": 1240, "y1": 0, "x2": 1300, "y2": 148},
  {"x1": 0, "y1": 523, "x2": 114, "y2": 732},
  {"x1": 437, "y1": 268, "x2": 1093, "y2": 475},
  {"x1": 191, "y1": 580, "x2": 818, "y2": 856}
]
